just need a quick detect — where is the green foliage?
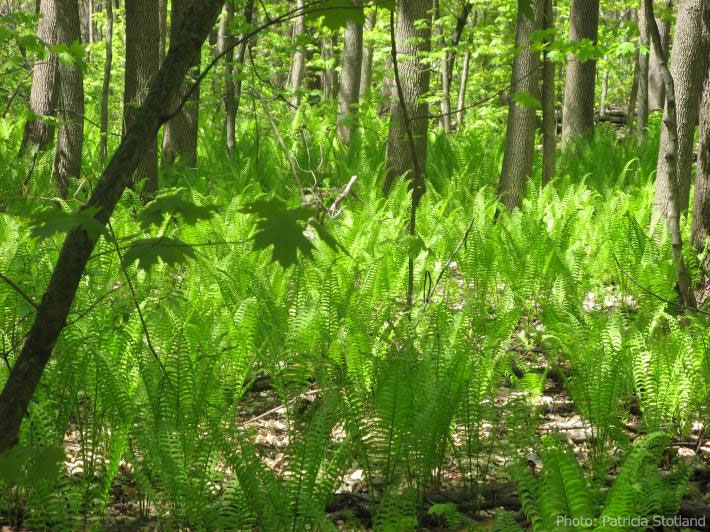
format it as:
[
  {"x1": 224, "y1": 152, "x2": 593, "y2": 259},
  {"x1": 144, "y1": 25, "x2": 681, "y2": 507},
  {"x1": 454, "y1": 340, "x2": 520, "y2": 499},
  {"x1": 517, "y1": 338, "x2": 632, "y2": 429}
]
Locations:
[
  {"x1": 26, "y1": 205, "x2": 108, "y2": 241},
  {"x1": 138, "y1": 188, "x2": 217, "y2": 229},
  {"x1": 121, "y1": 237, "x2": 197, "y2": 271}
]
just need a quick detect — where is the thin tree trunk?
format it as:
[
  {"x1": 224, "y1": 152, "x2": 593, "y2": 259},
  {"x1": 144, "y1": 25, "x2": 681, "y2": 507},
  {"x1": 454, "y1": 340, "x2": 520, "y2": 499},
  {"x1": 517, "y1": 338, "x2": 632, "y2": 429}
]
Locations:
[
  {"x1": 599, "y1": 65, "x2": 609, "y2": 116},
  {"x1": 289, "y1": 0, "x2": 306, "y2": 108},
  {"x1": 0, "y1": 0, "x2": 225, "y2": 455},
  {"x1": 627, "y1": 48, "x2": 639, "y2": 136},
  {"x1": 124, "y1": 0, "x2": 160, "y2": 196},
  {"x1": 337, "y1": 1, "x2": 364, "y2": 144},
  {"x1": 645, "y1": 0, "x2": 696, "y2": 308},
  {"x1": 440, "y1": 2, "x2": 472, "y2": 133},
  {"x1": 456, "y1": 50, "x2": 471, "y2": 127},
  {"x1": 162, "y1": 0, "x2": 201, "y2": 167},
  {"x1": 637, "y1": 2, "x2": 650, "y2": 143},
  {"x1": 690, "y1": 13, "x2": 710, "y2": 260},
  {"x1": 322, "y1": 34, "x2": 336, "y2": 100},
  {"x1": 99, "y1": 0, "x2": 112, "y2": 162},
  {"x1": 359, "y1": 9, "x2": 376, "y2": 98},
  {"x1": 497, "y1": 0, "x2": 543, "y2": 209},
  {"x1": 541, "y1": 0, "x2": 556, "y2": 184},
  {"x1": 52, "y1": 0, "x2": 85, "y2": 198},
  {"x1": 20, "y1": 0, "x2": 59, "y2": 154},
  {"x1": 561, "y1": 0, "x2": 600, "y2": 144},
  {"x1": 159, "y1": 0, "x2": 168, "y2": 62},
  {"x1": 649, "y1": 0, "x2": 672, "y2": 110},
  {"x1": 219, "y1": 2, "x2": 236, "y2": 156},
  {"x1": 383, "y1": 0, "x2": 433, "y2": 197},
  {"x1": 653, "y1": 0, "x2": 707, "y2": 216}
]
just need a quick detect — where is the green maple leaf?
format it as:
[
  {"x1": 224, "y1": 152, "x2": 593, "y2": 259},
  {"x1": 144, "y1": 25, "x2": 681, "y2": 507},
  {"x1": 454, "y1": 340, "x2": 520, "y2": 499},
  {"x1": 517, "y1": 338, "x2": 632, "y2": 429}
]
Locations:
[
  {"x1": 402, "y1": 235, "x2": 428, "y2": 259},
  {"x1": 241, "y1": 197, "x2": 317, "y2": 268},
  {"x1": 138, "y1": 188, "x2": 217, "y2": 229},
  {"x1": 513, "y1": 91, "x2": 542, "y2": 110},
  {"x1": 306, "y1": 0, "x2": 365, "y2": 30},
  {"x1": 28, "y1": 206, "x2": 108, "y2": 241},
  {"x1": 122, "y1": 237, "x2": 196, "y2": 271}
]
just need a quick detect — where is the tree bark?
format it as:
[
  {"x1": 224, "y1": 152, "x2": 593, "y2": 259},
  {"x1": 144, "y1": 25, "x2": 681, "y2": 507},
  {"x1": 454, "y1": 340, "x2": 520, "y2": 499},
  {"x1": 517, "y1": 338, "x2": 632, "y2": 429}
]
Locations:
[
  {"x1": 497, "y1": 0, "x2": 543, "y2": 209},
  {"x1": 20, "y1": 0, "x2": 59, "y2": 154},
  {"x1": 159, "y1": 0, "x2": 168, "y2": 62},
  {"x1": 359, "y1": 9, "x2": 376, "y2": 99},
  {"x1": 124, "y1": 0, "x2": 160, "y2": 196},
  {"x1": 162, "y1": 0, "x2": 201, "y2": 167},
  {"x1": 561, "y1": 0, "x2": 600, "y2": 145},
  {"x1": 690, "y1": 11, "x2": 710, "y2": 259},
  {"x1": 637, "y1": 2, "x2": 650, "y2": 143},
  {"x1": 645, "y1": 0, "x2": 696, "y2": 309},
  {"x1": 321, "y1": 34, "x2": 337, "y2": 100},
  {"x1": 456, "y1": 50, "x2": 470, "y2": 127},
  {"x1": 337, "y1": 1, "x2": 363, "y2": 144},
  {"x1": 653, "y1": 0, "x2": 707, "y2": 216},
  {"x1": 52, "y1": 0, "x2": 85, "y2": 198},
  {"x1": 0, "y1": 0, "x2": 225, "y2": 455},
  {"x1": 439, "y1": 2, "x2": 472, "y2": 133},
  {"x1": 541, "y1": 0, "x2": 556, "y2": 184},
  {"x1": 649, "y1": 0, "x2": 672, "y2": 111},
  {"x1": 99, "y1": 0, "x2": 112, "y2": 162},
  {"x1": 288, "y1": 0, "x2": 306, "y2": 108},
  {"x1": 383, "y1": 0, "x2": 433, "y2": 198}
]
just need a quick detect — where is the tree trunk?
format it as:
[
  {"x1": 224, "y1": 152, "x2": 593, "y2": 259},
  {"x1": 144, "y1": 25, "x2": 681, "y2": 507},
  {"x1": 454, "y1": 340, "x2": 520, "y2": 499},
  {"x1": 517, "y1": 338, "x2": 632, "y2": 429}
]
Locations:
[
  {"x1": 337, "y1": 2, "x2": 363, "y2": 144},
  {"x1": 219, "y1": 2, "x2": 235, "y2": 156},
  {"x1": 159, "y1": 0, "x2": 168, "y2": 62},
  {"x1": 649, "y1": 0, "x2": 672, "y2": 111},
  {"x1": 456, "y1": 50, "x2": 471, "y2": 127},
  {"x1": 637, "y1": 2, "x2": 650, "y2": 143},
  {"x1": 321, "y1": 35, "x2": 336, "y2": 100},
  {"x1": 383, "y1": 0, "x2": 433, "y2": 197},
  {"x1": 541, "y1": 0, "x2": 556, "y2": 184},
  {"x1": 497, "y1": 0, "x2": 543, "y2": 209},
  {"x1": 162, "y1": 0, "x2": 201, "y2": 167},
  {"x1": 599, "y1": 64, "x2": 609, "y2": 116},
  {"x1": 124, "y1": 0, "x2": 160, "y2": 196},
  {"x1": 0, "y1": 0, "x2": 225, "y2": 455},
  {"x1": 561, "y1": 0, "x2": 600, "y2": 144},
  {"x1": 690, "y1": 14, "x2": 710, "y2": 259},
  {"x1": 439, "y1": 2, "x2": 472, "y2": 133},
  {"x1": 99, "y1": 0, "x2": 112, "y2": 162},
  {"x1": 52, "y1": 0, "x2": 85, "y2": 198},
  {"x1": 289, "y1": 0, "x2": 306, "y2": 108},
  {"x1": 653, "y1": 0, "x2": 707, "y2": 216},
  {"x1": 359, "y1": 9, "x2": 376, "y2": 99},
  {"x1": 20, "y1": 0, "x2": 59, "y2": 154},
  {"x1": 645, "y1": 0, "x2": 696, "y2": 308}
]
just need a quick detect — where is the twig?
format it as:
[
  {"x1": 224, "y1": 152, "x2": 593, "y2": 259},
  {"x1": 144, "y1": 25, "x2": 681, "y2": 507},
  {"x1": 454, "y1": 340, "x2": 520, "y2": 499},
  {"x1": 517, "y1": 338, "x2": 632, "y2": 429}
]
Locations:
[
  {"x1": 0, "y1": 272, "x2": 38, "y2": 309},
  {"x1": 329, "y1": 175, "x2": 358, "y2": 217},
  {"x1": 243, "y1": 388, "x2": 321, "y2": 425}
]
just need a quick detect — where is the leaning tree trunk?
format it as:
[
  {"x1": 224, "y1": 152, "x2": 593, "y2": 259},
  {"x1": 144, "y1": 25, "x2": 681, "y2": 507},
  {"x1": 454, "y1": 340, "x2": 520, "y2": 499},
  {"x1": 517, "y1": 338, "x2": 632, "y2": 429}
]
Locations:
[
  {"x1": 124, "y1": 0, "x2": 160, "y2": 196},
  {"x1": 690, "y1": 14, "x2": 710, "y2": 261},
  {"x1": 0, "y1": 0, "x2": 226, "y2": 455},
  {"x1": 440, "y1": 2, "x2": 473, "y2": 133},
  {"x1": 456, "y1": 49, "x2": 471, "y2": 127},
  {"x1": 497, "y1": 0, "x2": 543, "y2": 209},
  {"x1": 359, "y1": 9, "x2": 376, "y2": 98},
  {"x1": 337, "y1": 1, "x2": 364, "y2": 144},
  {"x1": 383, "y1": 0, "x2": 433, "y2": 198},
  {"x1": 162, "y1": 0, "x2": 201, "y2": 167},
  {"x1": 637, "y1": 1, "x2": 650, "y2": 143},
  {"x1": 649, "y1": 0, "x2": 672, "y2": 110},
  {"x1": 541, "y1": 0, "x2": 556, "y2": 184},
  {"x1": 20, "y1": 0, "x2": 58, "y2": 154},
  {"x1": 645, "y1": 0, "x2": 696, "y2": 308},
  {"x1": 288, "y1": 0, "x2": 306, "y2": 108},
  {"x1": 99, "y1": 0, "x2": 112, "y2": 162},
  {"x1": 653, "y1": 0, "x2": 707, "y2": 216},
  {"x1": 561, "y1": 0, "x2": 600, "y2": 145},
  {"x1": 52, "y1": 0, "x2": 85, "y2": 198}
]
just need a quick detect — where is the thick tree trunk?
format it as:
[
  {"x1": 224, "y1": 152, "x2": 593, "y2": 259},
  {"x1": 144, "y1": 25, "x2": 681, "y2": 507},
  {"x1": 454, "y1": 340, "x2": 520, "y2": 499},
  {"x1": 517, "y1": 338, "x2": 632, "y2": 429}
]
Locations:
[
  {"x1": 124, "y1": 0, "x2": 160, "y2": 196},
  {"x1": 690, "y1": 15, "x2": 710, "y2": 259},
  {"x1": 162, "y1": 0, "x2": 201, "y2": 167},
  {"x1": 359, "y1": 9, "x2": 376, "y2": 99},
  {"x1": 20, "y1": 0, "x2": 59, "y2": 154},
  {"x1": 456, "y1": 50, "x2": 471, "y2": 127},
  {"x1": 383, "y1": 0, "x2": 433, "y2": 198},
  {"x1": 645, "y1": 0, "x2": 696, "y2": 308},
  {"x1": 99, "y1": 0, "x2": 112, "y2": 162},
  {"x1": 649, "y1": 0, "x2": 672, "y2": 111},
  {"x1": 653, "y1": 0, "x2": 707, "y2": 216},
  {"x1": 637, "y1": 2, "x2": 650, "y2": 143},
  {"x1": 52, "y1": 0, "x2": 85, "y2": 198},
  {"x1": 0, "y1": 0, "x2": 225, "y2": 455},
  {"x1": 497, "y1": 0, "x2": 543, "y2": 209},
  {"x1": 337, "y1": 3, "x2": 364, "y2": 144},
  {"x1": 561, "y1": 0, "x2": 600, "y2": 144},
  {"x1": 541, "y1": 0, "x2": 556, "y2": 184},
  {"x1": 289, "y1": 0, "x2": 306, "y2": 107}
]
